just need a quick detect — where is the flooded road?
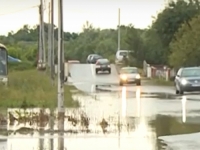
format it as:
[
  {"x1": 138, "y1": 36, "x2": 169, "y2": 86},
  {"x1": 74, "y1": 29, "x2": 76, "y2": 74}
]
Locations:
[
  {"x1": 0, "y1": 64, "x2": 200, "y2": 150},
  {"x1": 0, "y1": 86, "x2": 200, "y2": 150}
]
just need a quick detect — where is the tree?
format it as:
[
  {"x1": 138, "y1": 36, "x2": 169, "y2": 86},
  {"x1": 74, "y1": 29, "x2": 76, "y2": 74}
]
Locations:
[
  {"x1": 125, "y1": 25, "x2": 145, "y2": 66},
  {"x1": 1, "y1": 22, "x2": 146, "y2": 67},
  {"x1": 169, "y1": 15, "x2": 200, "y2": 68},
  {"x1": 149, "y1": 0, "x2": 200, "y2": 64},
  {"x1": 142, "y1": 29, "x2": 167, "y2": 65},
  {"x1": 153, "y1": 0, "x2": 200, "y2": 47}
]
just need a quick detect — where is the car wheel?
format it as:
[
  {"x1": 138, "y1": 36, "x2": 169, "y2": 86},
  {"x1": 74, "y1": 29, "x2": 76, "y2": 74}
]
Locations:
[
  {"x1": 176, "y1": 83, "x2": 184, "y2": 95},
  {"x1": 179, "y1": 89, "x2": 184, "y2": 95},
  {"x1": 136, "y1": 81, "x2": 141, "y2": 86},
  {"x1": 108, "y1": 69, "x2": 111, "y2": 74},
  {"x1": 176, "y1": 89, "x2": 179, "y2": 94},
  {"x1": 175, "y1": 85, "x2": 179, "y2": 94}
]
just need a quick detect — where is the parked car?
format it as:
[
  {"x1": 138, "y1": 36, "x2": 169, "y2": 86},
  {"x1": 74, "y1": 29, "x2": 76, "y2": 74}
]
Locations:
[
  {"x1": 115, "y1": 50, "x2": 129, "y2": 65},
  {"x1": 174, "y1": 67, "x2": 200, "y2": 95},
  {"x1": 86, "y1": 54, "x2": 103, "y2": 64},
  {"x1": 86, "y1": 54, "x2": 96, "y2": 63},
  {"x1": 119, "y1": 67, "x2": 141, "y2": 86},
  {"x1": 95, "y1": 58, "x2": 111, "y2": 74}
]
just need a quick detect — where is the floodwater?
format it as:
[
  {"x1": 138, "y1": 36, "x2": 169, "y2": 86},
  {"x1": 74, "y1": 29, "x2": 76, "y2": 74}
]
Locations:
[{"x1": 0, "y1": 85, "x2": 200, "y2": 150}]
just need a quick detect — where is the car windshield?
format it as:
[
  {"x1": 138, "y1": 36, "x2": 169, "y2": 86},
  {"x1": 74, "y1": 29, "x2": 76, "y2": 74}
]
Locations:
[
  {"x1": 121, "y1": 68, "x2": 138, "y2": 74},
  {"x1": 119, "y1": 52, "x2": 128, "y2": 56},
  {"x1": 93, "y1": 55, "x2": 102, "y2": 58},
  {"x1": 181, "y1": 68, "x2": 200, "y2": 77}
]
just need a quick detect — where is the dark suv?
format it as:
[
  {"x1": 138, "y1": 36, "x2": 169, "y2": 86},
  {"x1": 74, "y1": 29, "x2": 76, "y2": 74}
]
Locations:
[{"x1": 95, "y1": 59, "x2": 111, "y2": 74}]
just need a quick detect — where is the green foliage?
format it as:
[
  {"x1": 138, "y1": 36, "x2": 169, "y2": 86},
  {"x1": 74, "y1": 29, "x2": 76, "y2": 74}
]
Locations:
[
  {"x1": 8, "y1": 61, "x2": 34, "y2": 71},
  {"x1": 0, "y1": 70, "x2": 79, "y2": 108},
  {"x1": 152, "y1": 0, "x2": 200, "y2": 47},
  {"x1": 151, "y1": 0, "x2": 200, "y2": 64},
  {"x1": 169, "y1": 15, "x2": 200, "y2": 68},
  {"x1": 1, "y1": 0, "x2": 200, "y2": 68}
]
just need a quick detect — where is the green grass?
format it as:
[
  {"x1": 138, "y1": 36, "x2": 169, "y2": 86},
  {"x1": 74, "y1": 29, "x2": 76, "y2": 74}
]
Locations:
[
  {"x1": 137, "y1": 69, "x2": 174, "y2": 86},
  {"x1": 146, "y1": 78, "x2": 174, "y2": 86},
  {"x1": 0, "y1": 69, "x2": 79, "y2": 108}
]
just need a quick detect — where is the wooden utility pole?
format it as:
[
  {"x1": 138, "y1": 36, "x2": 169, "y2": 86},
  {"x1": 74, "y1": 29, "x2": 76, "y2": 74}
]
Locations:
[
  {"x1": 49, "y1": 1, "x2": 55, "y2": 149},
  {"x1": 41, "y1": 0, "x2": 46, "y2": 68},
  {"x1": 118, "y1": 8, "x2": 120, "y2": 51},
  {"x1": 57, "y1": 0, "x2": 65, "y2": 149},
  {"x1": 117, "y1": 8, "x2": 121, "y2": 148},
  {"x1": 47, "y1": 2, "x2": 51, "y2": 68},
  {"x1": 50, "y1": 0, "x2": 55, "y2": 82},
  {"x1": 38, "y1": 4, "x2": 43, "y2": 68}
]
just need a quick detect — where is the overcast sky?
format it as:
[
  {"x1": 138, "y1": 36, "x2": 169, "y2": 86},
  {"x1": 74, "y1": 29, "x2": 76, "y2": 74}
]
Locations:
[{"x1": 0, "y1": 0, "x2": 166, "y2": 35}]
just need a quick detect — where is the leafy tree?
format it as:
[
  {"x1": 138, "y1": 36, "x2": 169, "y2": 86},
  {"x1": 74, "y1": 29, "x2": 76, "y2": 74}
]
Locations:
[
  {"x1": 153, "y1": 0, "x2": 200, "y2": 47},
  {"x1": 125, "y1": 24, "x2": 145, "y2": 66},
  {"x1": 143, "y1": 29, "x2": 167, "y2": 64},
  {"x1": 169, "y1": 15, "x2": 200, "y2": 68},
  {"x1": 151, "y1": 0, "x2": 200, "y2": 64}
]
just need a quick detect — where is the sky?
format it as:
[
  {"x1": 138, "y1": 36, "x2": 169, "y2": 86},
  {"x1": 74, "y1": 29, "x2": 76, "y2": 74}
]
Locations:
[{"x1": 0, "y1": 0, "x2": 167, "y2": 35}]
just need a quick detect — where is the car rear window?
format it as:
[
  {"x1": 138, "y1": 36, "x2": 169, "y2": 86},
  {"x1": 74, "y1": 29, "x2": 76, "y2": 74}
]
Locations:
[
  {"x1": 181, "y1": 68, "x2": 200, "y2": 77},
  {"x1": 120, "y1": 68, "x2": 138, "y2": 73},
  {"x1": 98, "y1": 59, "x2": 109, "y2": 65}
]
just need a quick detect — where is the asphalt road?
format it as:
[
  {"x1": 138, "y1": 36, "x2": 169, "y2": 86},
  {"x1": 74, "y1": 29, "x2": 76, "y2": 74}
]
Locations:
[
  {"x1": 67, "y1": 63, "x2": 200, "y2": 150},
  {"x1": 68, "y1": 63, "x2": 200, "y2": 97},
  {"x1": 68, "y1": 64, "x2": 119, "y2": 93}
]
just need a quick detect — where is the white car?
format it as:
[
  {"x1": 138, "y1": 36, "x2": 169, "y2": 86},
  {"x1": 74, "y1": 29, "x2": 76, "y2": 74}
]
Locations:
[
  {"x1": 119, "y1": 67, "x2": 141, "y2": 86},
  {"x1": 115, "y1": 50, "x2": 130, "y2": 65}
]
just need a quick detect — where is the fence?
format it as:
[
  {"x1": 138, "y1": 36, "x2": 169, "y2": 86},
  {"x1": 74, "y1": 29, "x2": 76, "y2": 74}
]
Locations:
[{"x1": 143, "y1": 60, "x2": 175, "y2": 81}]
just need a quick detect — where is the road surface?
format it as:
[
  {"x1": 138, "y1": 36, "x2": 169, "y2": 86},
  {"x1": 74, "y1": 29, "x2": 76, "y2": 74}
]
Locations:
[
  {"x1": 0, "y1": 63, "x2": 200, "y2": 150},
  {"x1": 67, "y1": 63, "x2": 200, "y2": 150}
]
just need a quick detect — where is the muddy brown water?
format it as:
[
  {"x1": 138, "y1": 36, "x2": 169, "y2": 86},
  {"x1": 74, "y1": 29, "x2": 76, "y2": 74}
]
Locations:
[{"x1": 0, "y1": 90, "x2": 200, "y2": 150}]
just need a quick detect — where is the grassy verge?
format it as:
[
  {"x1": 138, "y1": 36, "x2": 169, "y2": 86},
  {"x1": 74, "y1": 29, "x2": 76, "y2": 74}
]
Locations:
[
  {"x1": 0, "y1": 69, "x2": 79, "y2": 108},
  {"x1": 137, "y1": 68, "x2": 174, "y2": 86},
  {"x1": 144, "y1": 78, "x2": 174, "y2": 86}
]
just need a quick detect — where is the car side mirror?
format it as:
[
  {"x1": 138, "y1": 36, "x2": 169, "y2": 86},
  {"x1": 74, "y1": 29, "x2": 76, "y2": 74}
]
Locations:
[{"x1": 176, "y1": 74, "x2": 180, "y2": 77}]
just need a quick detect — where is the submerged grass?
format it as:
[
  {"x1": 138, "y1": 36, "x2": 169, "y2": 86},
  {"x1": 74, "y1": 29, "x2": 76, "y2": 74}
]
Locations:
[{"x1": 0, "y1": 69, "x2": 79, "y2": 108}]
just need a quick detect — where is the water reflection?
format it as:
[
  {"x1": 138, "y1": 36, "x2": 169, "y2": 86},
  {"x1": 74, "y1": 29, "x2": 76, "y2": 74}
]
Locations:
[
  {"x1": 49, "y1": 109, "x2": 54, "y2": 150},
  {"x1": 0, "y1": 109, "x2": 200, "y2": 149},
  {"x1": 136, "y1": 87, "x2": 141, "y2": 117},
  {"x1": 182, "y1": 96, "x2": 187, "y2": 123},
  {"x1": 0, "y1": 89, "x2": 200, "y2": 149},
  {"x1": 121, "y1": 86, "x2": 126, "y2": 118}
]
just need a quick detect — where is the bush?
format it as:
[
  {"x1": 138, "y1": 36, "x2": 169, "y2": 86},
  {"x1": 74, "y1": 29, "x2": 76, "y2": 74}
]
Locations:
[{"x1": 8, "y1": 61, "x2": 34, "y2": 71}]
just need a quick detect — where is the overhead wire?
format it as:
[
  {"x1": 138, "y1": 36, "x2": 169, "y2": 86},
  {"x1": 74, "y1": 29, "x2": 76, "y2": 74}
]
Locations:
[{"x1": 0, "y1": 5, "x2": 39, "y2": 17}]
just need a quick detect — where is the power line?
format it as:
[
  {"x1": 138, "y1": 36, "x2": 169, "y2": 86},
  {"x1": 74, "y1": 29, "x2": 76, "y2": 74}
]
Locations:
[{"x1": 0, "y1": 5, "x2": 39, "y2": 17}]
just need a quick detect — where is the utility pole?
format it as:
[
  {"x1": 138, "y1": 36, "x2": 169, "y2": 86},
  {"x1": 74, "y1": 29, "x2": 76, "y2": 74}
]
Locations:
[
  {"x1": 57, "y1": 0, "x2": 65, "y2": 149},
  {"x1": 50, "y1": 0, "x2": 55, "y2": 82},
  {"x1": 118, "y1": 8, "x2": 120, "y2": 51},
  {"x1": 47, "y1": 2, "x2": 51, "y2": 68},
  {"x1": 41, "y1": 0, "x2": 46, "y2": 68},
  {"x1": 38, "y1": 4, "x2": 43, "y2": 68},
  {"x1": 49, "y1": 2, "x2": 55, "y2": 148}
]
